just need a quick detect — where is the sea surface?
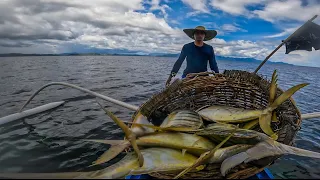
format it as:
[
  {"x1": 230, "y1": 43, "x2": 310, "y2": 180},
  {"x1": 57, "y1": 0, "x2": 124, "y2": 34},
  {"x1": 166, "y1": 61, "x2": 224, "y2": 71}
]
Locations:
[{"x1": 0, "y1": 56, "x2": 319, "y2": 178}]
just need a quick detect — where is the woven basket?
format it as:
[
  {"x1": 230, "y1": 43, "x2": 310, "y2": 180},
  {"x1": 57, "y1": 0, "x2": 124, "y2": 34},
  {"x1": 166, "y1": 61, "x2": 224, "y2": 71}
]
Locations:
[{"x1": 131, "y1": 70, "x2": 302, "y2": 179}]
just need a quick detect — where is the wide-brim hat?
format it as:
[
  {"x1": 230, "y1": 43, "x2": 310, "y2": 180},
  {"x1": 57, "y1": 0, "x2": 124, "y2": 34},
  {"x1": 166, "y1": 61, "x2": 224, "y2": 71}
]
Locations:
[{"x1": 183, "y1": 26, "x2": 217, "y2": 41}]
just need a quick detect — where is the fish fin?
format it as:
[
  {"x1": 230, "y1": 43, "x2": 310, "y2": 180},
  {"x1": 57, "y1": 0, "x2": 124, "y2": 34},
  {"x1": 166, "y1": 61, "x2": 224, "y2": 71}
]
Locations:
[
  {"x1": 174, "y1": 126, "x2": 238, "y2": 179},
  {"x1": 0, "y1": 172, "x2": 89, "y2": 179},
  {"x1": 84, "y1": 139, "x2": 125, "y2": 145},
  {"x1": 269, "y1": 83, "x2": 309, "y2": 111},
  {"x1": 182, "y1": 149, "x2": 187, "y2": 156},
  {"x1": 242, "y1": 119, "x2": 258, "y2": 130},
  {"x1": 221, "y1": 152, "x2": 250, "y2": 176},
  {"x1": 190, "y1": 138, "x2": 203, "y2": 147},
  {"x1": 271, "y1": 112, "x2": 279, "y2": 123},
  {"x1": 269, "y1": 70, "x2": 278, "y2": 104},
  {"x1": 259, "y1": 113, "x2": 278, "y2": 139},
  {"x1": 88, "y1": 142, "x2": 131, "y2": 167},
  {"x1": 96, "y1": 101, "x2": 144, "y2": 167}
]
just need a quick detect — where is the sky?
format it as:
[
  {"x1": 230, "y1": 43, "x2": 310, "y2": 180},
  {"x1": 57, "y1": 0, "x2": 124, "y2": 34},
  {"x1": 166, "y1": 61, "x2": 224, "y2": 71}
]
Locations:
[{"x1": 0, "y1": 0, "x2": 320, "y2": 67}]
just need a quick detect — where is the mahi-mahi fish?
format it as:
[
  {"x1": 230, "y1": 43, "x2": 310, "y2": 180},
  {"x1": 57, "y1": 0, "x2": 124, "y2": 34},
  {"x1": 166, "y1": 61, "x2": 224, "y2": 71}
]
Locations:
[
  {"x1": 197, "y1": 70, "x2": 308, "y2": 140},
  {"x1": 0, "y1": 148, "x2": 203, "y2": 179}
]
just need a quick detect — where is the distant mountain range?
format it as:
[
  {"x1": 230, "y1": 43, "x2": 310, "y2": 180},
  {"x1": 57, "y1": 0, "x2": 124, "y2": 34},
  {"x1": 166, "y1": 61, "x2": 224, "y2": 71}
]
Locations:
[{"x1": 0, "y1": 52, "x2": 291, "y2": 65}]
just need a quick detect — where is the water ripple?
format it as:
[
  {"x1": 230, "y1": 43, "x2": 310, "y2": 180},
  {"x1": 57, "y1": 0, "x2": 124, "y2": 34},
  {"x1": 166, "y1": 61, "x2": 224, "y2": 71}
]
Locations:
[{"x1": 0, "y1": 56, "x2": 319, "y2": 178}]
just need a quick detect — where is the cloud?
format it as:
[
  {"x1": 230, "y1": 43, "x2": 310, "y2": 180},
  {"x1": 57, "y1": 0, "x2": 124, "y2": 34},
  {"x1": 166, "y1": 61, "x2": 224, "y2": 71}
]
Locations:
[
  {"x1": 221, "y1": 24, "x2": 248, "y2": 33},
  {"x1": 181, "y1": 0, "x2": 210, "y2": 13},
  {"x1": 0, "y1": 0, "x2": 297, "y2": 64},
  {"x1": 0, "y1": 0, "x2": 184, "y2": 54},
  {"x1": 271, "y1": 45, "x2": 320, "y2": 67},
  {"x1": 0, "y1": 0, "x2": 319, "y2": 67},
  {"x1": 253, "y1": 0, "x2": 320, "y2": 23},
  {"x1": 146, "y1": 0, "x2": 172, "y2": 19},
  {"x1": 186, "y1": 11, "x2": 203, "y2": 18},
  {"x1": 263, "y1": 27, "x2": 297, "y2": 38},
  {"x1": 208, "y1": 38, "x2": 270, "y2": 59},
  {"x1": 209, "y1": 0, "x2": 320, "y2": 25},
  {"x1": 210, "y1": 0, "x2": 264, "y2": 15}
]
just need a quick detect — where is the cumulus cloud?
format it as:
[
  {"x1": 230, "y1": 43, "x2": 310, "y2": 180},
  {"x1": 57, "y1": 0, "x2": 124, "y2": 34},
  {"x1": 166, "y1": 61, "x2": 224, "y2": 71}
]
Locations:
[
  {"x1": 146, "y1": 0, "x2": 172, "y2": 19},
  {"x1": 210, "y1": 0, "x2": 320, "y2": 24},
  {"x1": 221, "y1": 24, "x2": 248, "y2": 33},
  {"x1": 0, "y1": 0, "x2": 319, "y2": 67},
  {"x1": 210, "y1": 0, "x2": 265, "y2": 15},
  {"x1": 208, "y1": 39, "x2": 270, "y2": 59},
  {"x1": 0, "y1": 0, "x2": 183, "y2": 54},
  {"x1": 271, "y1": 46, "x2": 320, "y2": 67},
  {"x1": 253, "y1": 0, "x2": 320, "y2": 23},
  {"x1": 263, "y1": 27, "x2": 297, "y2": 38},
  {"x1": 181, "y1": 0, "x2": 209, "y2": 13}
]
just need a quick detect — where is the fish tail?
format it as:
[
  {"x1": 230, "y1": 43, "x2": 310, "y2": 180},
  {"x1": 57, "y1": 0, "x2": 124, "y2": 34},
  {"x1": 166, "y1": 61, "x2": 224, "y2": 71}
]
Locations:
[
  {"x1": 269, "y1": 83, "x2": 309, "y2": 111},
  {"x1": 258, "y1": 113, "x2": 278, "y2": 140},
  {"x1": 259, "y1": 70, "x2": 278, "y2": 137},
  {"x1": 85, "y1": 140, "x2": 130, "y2": 167},
  {"x1": 259, "y1": 82, "x2": 308, "y2": 138},
  {"x1": 276, "y1": 141, "x2": 320, "y2": 159},
  {"x1": 96, "y1": 101, "x2": 144, "y2": 167},
  {"x1": 221, "y1": 139, "x2": 320, "y2": 177}
]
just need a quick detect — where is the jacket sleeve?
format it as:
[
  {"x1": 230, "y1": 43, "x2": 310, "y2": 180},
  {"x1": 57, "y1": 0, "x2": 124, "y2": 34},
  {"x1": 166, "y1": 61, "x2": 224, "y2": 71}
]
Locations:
[
  {"x1": 170, "y1": 45, "x2": 186, "y2": 76},
  {"x1": 209, "y1": 47, "x2": 219, "y2": 73}
]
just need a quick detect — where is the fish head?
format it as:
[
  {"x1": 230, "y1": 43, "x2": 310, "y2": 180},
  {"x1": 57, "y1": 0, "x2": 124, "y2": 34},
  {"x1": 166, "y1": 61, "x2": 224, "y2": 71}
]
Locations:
[{"x1": 131, "y1": 112, "x2": 155, "y2": 137}]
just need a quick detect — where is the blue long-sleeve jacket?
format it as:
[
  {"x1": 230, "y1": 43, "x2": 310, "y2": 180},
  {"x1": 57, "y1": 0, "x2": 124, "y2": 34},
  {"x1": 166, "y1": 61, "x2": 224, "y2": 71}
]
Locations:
[{"x1": 171, "y1": 42, "x2": 219, "y2": 77}]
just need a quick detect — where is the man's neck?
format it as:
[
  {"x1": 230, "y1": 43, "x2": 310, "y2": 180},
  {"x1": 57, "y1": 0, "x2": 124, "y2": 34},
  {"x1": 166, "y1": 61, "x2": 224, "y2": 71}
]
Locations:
[{"x1": 194, "y1": 41, "x2": 204, "y2": 47}]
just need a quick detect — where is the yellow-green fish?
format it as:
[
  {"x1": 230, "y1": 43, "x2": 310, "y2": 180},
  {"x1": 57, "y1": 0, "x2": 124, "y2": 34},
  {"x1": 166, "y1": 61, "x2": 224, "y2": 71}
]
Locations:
[
  {"x1": 0, "y1": 148, "x2": 203, "y2": 179},
  {"x1": 208, "y1": 144, "x2": 253, "y2": 163},
  {"x1": 197, "y1": 76, "x2": 308, "y2": 139},
  {"x1": 221, "y1": 139, "x2": 320, "y2": 176},
  {"x1": 196, "y1": 123, "x2": 270, "y2": 144},
  {"x1": 160, "y1": 110, "x2": 203, "y2": 130},
  {"x1": 86, "y1": 131, "x2": 215, "y2": 166},
  {"x1": 89, "y1": 104, "x2": 215, "y2": 167},
  {"x1": 174, "y1": 126, "x2": 238, "y2": 179}
]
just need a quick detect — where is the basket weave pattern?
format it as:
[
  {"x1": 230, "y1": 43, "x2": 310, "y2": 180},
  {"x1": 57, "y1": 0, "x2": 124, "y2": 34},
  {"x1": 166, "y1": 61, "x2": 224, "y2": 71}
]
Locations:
[{"x1": 132, "y1": 70, "x2": 302, "y2": 179}]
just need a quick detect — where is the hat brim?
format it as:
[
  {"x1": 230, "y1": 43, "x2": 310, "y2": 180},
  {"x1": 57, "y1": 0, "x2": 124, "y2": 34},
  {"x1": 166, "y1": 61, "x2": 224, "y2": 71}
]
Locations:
[{"x1": 183, "y1": 29, "x2": 217, "y2": 41}]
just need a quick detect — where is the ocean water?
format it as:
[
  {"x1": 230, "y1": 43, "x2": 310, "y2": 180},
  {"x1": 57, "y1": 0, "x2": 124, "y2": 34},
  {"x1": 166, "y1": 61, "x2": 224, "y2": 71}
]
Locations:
[{"x1": 0, "y1": 56, "x2": 319, "y2": 178}]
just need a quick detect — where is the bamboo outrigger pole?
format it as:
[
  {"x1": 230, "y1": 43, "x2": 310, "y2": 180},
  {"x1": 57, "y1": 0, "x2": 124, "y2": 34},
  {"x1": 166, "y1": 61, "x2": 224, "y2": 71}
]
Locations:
[{"x1": 254, "y1": 15, "x2": 318, "y2": 74}]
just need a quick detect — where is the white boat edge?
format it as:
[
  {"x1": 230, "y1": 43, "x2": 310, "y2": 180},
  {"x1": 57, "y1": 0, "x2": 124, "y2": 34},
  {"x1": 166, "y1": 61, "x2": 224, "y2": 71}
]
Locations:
[{"x1": 0, "y1": 101, "x2": 65, "y2": 126}]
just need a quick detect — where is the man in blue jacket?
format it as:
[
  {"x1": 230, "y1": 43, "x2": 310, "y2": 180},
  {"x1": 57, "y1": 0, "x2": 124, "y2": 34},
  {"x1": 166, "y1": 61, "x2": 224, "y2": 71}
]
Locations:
[{"x1": 166, "y1": 26, "x2": 219, "y2": 86}]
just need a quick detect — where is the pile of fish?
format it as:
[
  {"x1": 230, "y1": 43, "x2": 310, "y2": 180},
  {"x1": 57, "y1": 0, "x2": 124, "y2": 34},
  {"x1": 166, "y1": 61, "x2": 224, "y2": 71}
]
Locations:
[{"x1": 1, "y1": 70, "x2": 320, "y2": 179}]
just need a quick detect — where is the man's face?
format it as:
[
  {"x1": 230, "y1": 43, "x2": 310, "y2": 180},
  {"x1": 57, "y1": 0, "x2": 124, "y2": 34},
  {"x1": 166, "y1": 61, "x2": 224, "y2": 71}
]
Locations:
[{"x1": 194, "y1": 30, "x2": 205, "y2": 41}]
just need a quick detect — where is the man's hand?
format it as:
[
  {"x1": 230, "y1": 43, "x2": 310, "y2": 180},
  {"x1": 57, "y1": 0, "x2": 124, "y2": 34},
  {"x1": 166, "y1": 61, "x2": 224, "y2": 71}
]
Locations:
[
  {"x1": 211, "y1": 70, "x2": 219, "y2": 74},
  {"x1": 165, "y1": 74, "x2": 173, "y2": 87}
]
